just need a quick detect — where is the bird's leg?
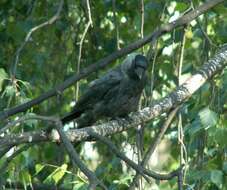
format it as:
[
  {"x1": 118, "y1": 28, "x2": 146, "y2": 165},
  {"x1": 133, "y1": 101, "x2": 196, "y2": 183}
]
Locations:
[
  {"x1": 124, "y1": 114, "x2": 135, "y2": 123},
  {"x1": 113, "y1": 115, "x2": 132, "y2": 125},
  {"x1": 114, "y1": 117, "x2": 124, "y2": 124},
  {"x1": 76, "y1": 111, "x2": 96, "y2": 128}
]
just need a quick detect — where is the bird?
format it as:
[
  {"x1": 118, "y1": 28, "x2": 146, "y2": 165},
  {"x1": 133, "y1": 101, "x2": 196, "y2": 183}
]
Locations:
[{"x1": 61, "y1": 53, "x2": 148, "y2": 128}]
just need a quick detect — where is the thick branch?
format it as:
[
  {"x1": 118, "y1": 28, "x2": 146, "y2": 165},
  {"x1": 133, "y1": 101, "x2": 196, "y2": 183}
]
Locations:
[
  {"x1": 0, "y1": 0, "x2": 223, "y2": 121},
  {"x1": 1, "y1": 44, "x2": 226, "y2": 147}
]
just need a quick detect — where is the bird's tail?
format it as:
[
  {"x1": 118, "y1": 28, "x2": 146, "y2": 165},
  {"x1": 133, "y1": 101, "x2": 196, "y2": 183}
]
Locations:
[{"x1": 61, "y1": 109, "x2": 82, "y2": 124}]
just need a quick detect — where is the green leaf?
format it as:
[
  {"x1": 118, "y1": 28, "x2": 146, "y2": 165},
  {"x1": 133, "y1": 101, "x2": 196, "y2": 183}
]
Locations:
[
  {"x1": 0, "y1": 68, "x2": 8, "y2": 78},
  {"x1": 35, "y1": 164, "x2": 45, "y2": 175},
  {"x1": 199, "y1": 107, "x2": 218, "y2": 129},
  {"x1": 19, "y1": 170, "x2": 31, "y2": 186},
  {"x1": 222, "y1": 161, "x2": 227, "y2": 174},
  {"x1": 214, "y1": 128, "x2": 227, "y2": 147},
  {"x1": 185, "y1": 119, "x2": 201, "y2": 136},
  {"x1": 0, "y1": 68, "x2": 8, "y2": 91},
  {"x1": 73, "y1": 183, "x2": 89, "y2": 190},
  {"x1": 175, "y1": 2, "x2": 188, "y2": 11},
  {"x1": 52, "y1": 164, "x2": 68, "y2": 184},
  {"x1": 210, "y1": 170, "x2": 223, "y2": 188},
  {"x1": 44, "y1": 164, "x2": 68, "y2": 184},
  {"x1": 2, "y1": 85, "x2": 16, "y2": 97},
  {"x1": 72, "y1": 181, "x2": 88, "y2": 190}
]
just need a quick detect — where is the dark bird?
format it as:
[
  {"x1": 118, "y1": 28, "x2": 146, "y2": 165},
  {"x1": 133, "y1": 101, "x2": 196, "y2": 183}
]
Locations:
[{"x1": 61, "y1": 53, "x2": 148, "y2": 128}]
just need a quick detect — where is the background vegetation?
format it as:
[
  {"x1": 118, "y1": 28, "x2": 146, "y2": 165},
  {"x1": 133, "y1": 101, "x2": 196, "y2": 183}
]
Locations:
[{"x1": 0, "y1": 0, "x2": 227, "y2": 189}]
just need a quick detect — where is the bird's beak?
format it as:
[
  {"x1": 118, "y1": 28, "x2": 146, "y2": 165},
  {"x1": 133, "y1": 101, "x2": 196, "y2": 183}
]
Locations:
[{"x1": 135, "y1": 68, "x2": 144, "y2": 80}]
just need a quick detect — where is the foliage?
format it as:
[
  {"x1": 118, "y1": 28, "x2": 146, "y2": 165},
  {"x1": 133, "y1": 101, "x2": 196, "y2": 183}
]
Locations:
[{"x1": 0, "y1": 0, "x2": 227, "y2": 189}]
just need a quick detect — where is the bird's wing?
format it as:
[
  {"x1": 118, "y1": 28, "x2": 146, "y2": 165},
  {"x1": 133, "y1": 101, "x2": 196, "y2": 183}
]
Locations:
[
  {"x1": 75, "y1": 68, "x2": 123, "y2": 111},
  {"x1": 61, "y1": 69, "x2": 123, "y2": 124}
]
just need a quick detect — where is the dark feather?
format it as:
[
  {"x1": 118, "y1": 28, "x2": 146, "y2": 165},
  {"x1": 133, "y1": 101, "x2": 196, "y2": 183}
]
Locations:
[{"x1": 61, "y1": 53, "x2": 148, "y2": 127}]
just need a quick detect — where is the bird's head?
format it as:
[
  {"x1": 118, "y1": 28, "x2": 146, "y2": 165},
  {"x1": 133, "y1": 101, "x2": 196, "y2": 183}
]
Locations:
[{"x1": 132, "y1": 54, "x2": 148, "y2": 80}]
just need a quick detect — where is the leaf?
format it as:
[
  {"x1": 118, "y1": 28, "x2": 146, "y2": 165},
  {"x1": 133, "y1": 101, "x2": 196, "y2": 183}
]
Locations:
[
  {"x1": 223, "y1": 161, "x2": 227, "y2": 174},
  {"x1": 44, "y1": 164, "x2": 68, "y2": 184},
  {"x1": 0, "y1": 68, "x2": 8, "y2": 91},
  {"x1": 214, "y1": 128, "x2": 227, "y2": 147},
  {"x1": 199, "y1": 107, "x2": 218, "y2": 129},
  {"x1": 72, "y1": 182, "x2": 88, "y2": 190},
  {"x1": 184, "y1": 117, "x2": 202, "y2": 136},
  {"x1": 2, "y1": 85, "x2": 16, "y2": 98},
  {"x1": 175, "y1": 2, "x2": 188, "y2": 11},
  {"x1": 210, "y1": 170, "x2": 223, "y2": 188},
  {"x1": 52, "y1": 164, "x2": 68, "y2": 184},
  {"x1": 19, "y1": 170, "x2": 31, "y2": 186},
  {"x1": 0, "y1": 68, "x2": 8, "y2": 79},
  {"x1": 187, "y1": 170, "x2": 207, "y2": 181},
  {"x1": 35, "y1": 164, "x2": 45, "y2": 175},
  {"x1": 113, "y1": 175, "x2": 132, "y2": 186}
]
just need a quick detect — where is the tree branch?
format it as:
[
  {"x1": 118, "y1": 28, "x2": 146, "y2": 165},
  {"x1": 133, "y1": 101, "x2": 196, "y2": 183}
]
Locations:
[
  {"x1": 1, "y1": 44, "x2": 226, "y2": 148},
  {"x1": 88, "y1": 131, "x2": 181, "y2": 181},
  {"x1": 0, "y1": 0, "x2": 223, "y2": 121},
  {"x1": 54, "y1": 121, "x2": 107, "y2": 190},
  {"x1": 129, "y1": 106, "x2": 180, "y2": 189},
  {"x1": 0, "y1": 144, "x2": 32, "y2": 176}
]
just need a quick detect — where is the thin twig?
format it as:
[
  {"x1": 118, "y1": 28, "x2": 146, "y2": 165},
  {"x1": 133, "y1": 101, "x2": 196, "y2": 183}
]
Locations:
[
  {"x1": 136, "y1": 1, "x2": 145, "y2": 187},
  {"x1": 88, "y1": 131, "x2": 180, "y2": 180},
  {"x1": 189, "y1": 0, "x2": 217, "y2": 47},
  {"x1": 140, "y1": 0, "x2": 145, "y2": 53},
  {"x1": 0, "y1": 114, "x2": 57, "y2": 134},
  {"x1": 1, "y1": 114, "x2": 106, "y2": 189},
  {"x1": 76, "y1": 22, "x2": 89, "y2": 97},
  {"x1": 177, "y1": 25, "x2": 187, "y2": 190},
  {"x1": 0, "y1": 144, "x2": 32, "y2": 175},
  {"x1": 86, "y1": 0, "x2": 93, "y2": 27},
  {"x1": 112, "y1": 0, "x2": 120, "y2": 50},
  {"x1": 76, "y1": 0, "x2": 93, "y2": 99},
  {"x1": 93, "y1": 129, "x2": 150, "y2": 182},
  {"x1": 149, "y1": 40, "x2": 158, "y2": 102},
  {"x1": 54, "y1": 121, "x2": 107, "y2": 190},
  {"x1": 145, "y1": 2, "x2": 166, "y2": 62},
  {"x1": 135, "y1": 124, "x2": 144, "y2": 189},
  {"x1": 11, "y1": 0, "x2": 64, "y2": 76},
  {"x1": 129, "y1": 106, "x2": 180, "y2": 189}
]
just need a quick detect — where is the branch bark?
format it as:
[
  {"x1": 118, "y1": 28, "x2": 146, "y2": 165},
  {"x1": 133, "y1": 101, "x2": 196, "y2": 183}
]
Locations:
[{"x1": 0, "y1": 0, "x2": 223, "y2": 121}]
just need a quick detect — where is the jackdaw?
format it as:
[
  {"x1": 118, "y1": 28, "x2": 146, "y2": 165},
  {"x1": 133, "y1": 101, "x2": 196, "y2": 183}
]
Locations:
[{"x1": 61, "y1": 53, "x2": 148, "y2": 128}]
